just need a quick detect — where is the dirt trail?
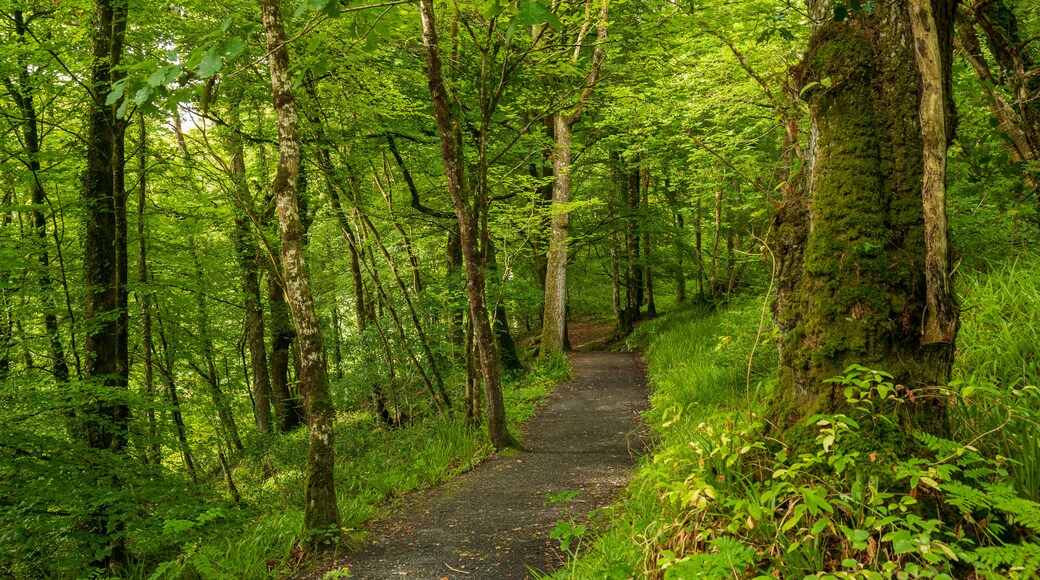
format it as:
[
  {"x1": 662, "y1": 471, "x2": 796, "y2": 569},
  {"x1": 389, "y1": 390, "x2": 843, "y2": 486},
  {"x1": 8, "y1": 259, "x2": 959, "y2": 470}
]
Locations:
[{"x1": 300, "y1": 351, "x2": 649, "y2": 579}]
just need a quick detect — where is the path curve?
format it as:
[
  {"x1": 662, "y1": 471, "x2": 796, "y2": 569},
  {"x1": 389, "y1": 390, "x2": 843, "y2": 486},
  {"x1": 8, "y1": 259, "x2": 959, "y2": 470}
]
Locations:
[{"x1": 301, "y1": 351, "x2": 649, "y2": 579}]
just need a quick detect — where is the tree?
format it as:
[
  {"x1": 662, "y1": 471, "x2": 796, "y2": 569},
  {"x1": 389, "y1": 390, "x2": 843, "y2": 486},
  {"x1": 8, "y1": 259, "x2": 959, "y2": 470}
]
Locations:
[
  {"x1": 770, "y1": 0, "x2": 958, "y2": 435},
  {"x1": 82, "y1": 0, "x2": 130, "y2": 570},
  {"x1": 417, "y1": 0, "x2": 516, "y2": 449},
  {"x1": 539, "y1": 0, "x2": 608, "y2": 355},
  {"x1": 257, "y1": 0, "x2": 340, "y2": 541},
  {"x1": 954, "y1": 0, "x2": 1039, "y2": 202}
]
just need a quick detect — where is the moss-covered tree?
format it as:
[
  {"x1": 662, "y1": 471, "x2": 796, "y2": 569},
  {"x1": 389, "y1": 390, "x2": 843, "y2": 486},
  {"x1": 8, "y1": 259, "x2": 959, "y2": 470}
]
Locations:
[{"x1": 771, "y1": 0, "x2": 958, "y2": 436}]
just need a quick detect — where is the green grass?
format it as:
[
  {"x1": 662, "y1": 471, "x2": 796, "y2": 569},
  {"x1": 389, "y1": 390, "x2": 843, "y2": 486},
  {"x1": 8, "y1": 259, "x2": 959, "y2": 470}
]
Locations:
[
  {"x1": 953, "y1": 254, "x2": 1040, "y2": 502},
  {"x1": 558, "y1": 298, "x2": 772, "y2": 578},
  {"x1": 128, "y1": 354, "x2": 573, "y2": 579},
  {"x1": 561, "y1": 257, "x2": 1040, "y2": 578}
]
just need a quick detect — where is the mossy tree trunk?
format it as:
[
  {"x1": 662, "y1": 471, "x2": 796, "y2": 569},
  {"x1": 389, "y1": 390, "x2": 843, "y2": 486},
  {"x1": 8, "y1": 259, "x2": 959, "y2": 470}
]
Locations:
[
  {"x1": 771, "y1": 0, "x2": 957, "y2": 436},
  {"x1": 258, "y1": 0, "x2": 340, "y2": 543}
]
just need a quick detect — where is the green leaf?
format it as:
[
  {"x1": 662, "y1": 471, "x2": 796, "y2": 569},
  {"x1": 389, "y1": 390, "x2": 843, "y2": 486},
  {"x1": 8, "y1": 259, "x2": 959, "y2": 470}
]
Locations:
[
  {"x1": 115, "y1": 98, "x2": 129, "y2": 120},
  {"x1": 106, "y1": 78, "x2": 129, "y2": 105},
  {"x1": 196, "y1": 37, "x2": 245, "y2": 79},
  {"x1": 134, "y1": 86, "x2": 152, "y2": 106},
  {"x1": 484, "y1": 0, "x2": 504, "y2": 19},
  {"x1": 833, "y1": 5, "x2": 849, "y2": 21},
  {"x1": 197, "y1": 49, "x2": 224, "y2": 79},
  {"x1": 517, "y1": 0, "x2": 561, "y2": 29}
]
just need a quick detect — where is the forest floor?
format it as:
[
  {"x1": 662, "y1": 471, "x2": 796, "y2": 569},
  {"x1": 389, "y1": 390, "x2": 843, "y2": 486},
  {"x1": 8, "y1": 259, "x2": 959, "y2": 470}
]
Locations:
[{"x1": 298, "y1": 347, "x2": 650, "y2": 579}]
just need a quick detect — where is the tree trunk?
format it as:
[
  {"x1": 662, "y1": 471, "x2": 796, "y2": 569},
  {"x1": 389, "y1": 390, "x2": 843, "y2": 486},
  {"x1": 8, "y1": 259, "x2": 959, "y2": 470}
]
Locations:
[
  {"x1": 694, "y1": 197, "x2": 705, "y2": 299},
  {"x1": 82, "y1": 0, "x2": 129, "y2": 571},
  {"x1": 359, "y1": 213, "x2": 450, "y2": 407},
  {"x1": 710, "y1": 185, "x2": 723, "y2": 298},
  {"x1": 624, "y1": 168, "x2": 642, "y2": 330},
  {"x1": 191, "y1": 248, "x2": 244, "y2": 452},
  {"x1": 487, "y1": 249, "x2": 522, "y2": 372},
  {"x1": 676, "y1": 210, "x2": 687, "y2": 303},
  {"x1": 258, "y1": 0, "x2": 341, "y2": 540},
  {"x1": 11, "y1": 10, "x2": 69, "y2": 384},
  {"x1": 156, "y1": 311, "x2": 197, "y2": 480},
  {"x1": 268, "y1": 277, "x2": 304, "y2": 431},
  {"x1": 954, "y1": 3, "x2": 1039, "y2": 216},
  {"x1": 419, "y1": 0, "x2": 515, "y2": 448},
  {"x1": 228, "y1": 114, "x2": 273, "y2": 435},
  {"x1": 541, "y1": 114, "x2": 572, "y2": 355},
  {"x1": 642, "y1": 169, "x2": 656, "y2": 318},
  {"x1": 135, "y1": 115, "x2": 159, "y2": 464},
  {"x1": 770, "y1": 0, "x2": 957, "y2": 437}
]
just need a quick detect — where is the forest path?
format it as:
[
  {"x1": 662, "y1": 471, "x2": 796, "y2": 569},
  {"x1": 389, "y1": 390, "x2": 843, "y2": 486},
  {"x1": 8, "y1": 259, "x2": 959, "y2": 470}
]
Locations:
[{"x1": 300, "y1": 350, "x2": 649, "y2": 579}]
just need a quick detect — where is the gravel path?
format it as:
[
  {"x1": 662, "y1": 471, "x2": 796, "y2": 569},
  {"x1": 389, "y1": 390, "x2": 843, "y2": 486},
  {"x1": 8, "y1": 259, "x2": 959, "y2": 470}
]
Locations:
[{"x1": 300, "y1": 351, "x2": 649, "y2": 579}]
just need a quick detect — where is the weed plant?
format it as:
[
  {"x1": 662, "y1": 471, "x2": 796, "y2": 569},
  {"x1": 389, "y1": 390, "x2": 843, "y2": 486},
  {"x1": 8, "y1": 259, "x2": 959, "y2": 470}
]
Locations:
[
  {"x1": 562, "y1": 288, "x2": 1040, "y2": 578},
  {"x1": 128, "y1": 354, "x2": 572, "y2": 578}
]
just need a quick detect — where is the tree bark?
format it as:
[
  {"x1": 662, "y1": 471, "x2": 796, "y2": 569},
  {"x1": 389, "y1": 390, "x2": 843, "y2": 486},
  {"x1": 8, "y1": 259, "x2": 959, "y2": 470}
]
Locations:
[
  {"x1": 419, "y1": 0, "x2": 515, "y2": 448},
  {"x1": 541, "y1": 114, "x2": 572, "y2": 354},
  {"x1": 954, "y1": 3, "x2": 1039, "y2": 209},
  {"x1": 258, "y1": 0, "x2": 341, "y2": 540},
  {"x1": 135, "y1": 115, "x2": 159, "y2": 464},
  {"x1": 911, "y1": 0, "x2": 957, "y2": 345},
  {"x1": 156, "y1": 311, "x2": 197, "y2": 480},
  {"x1": 82, "y1": 0, "x2": 129, "y2": 570},
  {"x1": 190, "y1": 247, "x2": 244, "y2": 452},
  {"x1": 539, "y1": 3, "x2": 608, "y2": 355},
  {"x1": 642, "y1": 169, "x2": 656, "y2": 317},
  {"x1": 771, "y1": 0, "x2": 957, "y2": 437},
  {"x1": 9, "y1": 10, "x2": 70, "y2": 384},
  {"x1": 228, "y1": 111, "x2": 273, "y2": 435},
  {"x1": 268, "y1": 277, "x2": 304, "y2": 431}
]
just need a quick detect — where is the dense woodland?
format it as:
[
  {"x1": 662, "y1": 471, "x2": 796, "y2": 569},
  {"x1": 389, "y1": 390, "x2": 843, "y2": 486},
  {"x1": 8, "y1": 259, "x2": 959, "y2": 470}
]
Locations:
[{"x1": 0, "y1": 0, "x2": 1038, "y2": 576}]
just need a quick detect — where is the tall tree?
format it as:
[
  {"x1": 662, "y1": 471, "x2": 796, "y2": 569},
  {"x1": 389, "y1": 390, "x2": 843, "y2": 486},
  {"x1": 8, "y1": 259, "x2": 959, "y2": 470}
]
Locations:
[
  {"x1": 82, "y1": 0, "x2": 130, "y2": 571},
  {"x1": 770, "y1": 0, "x2": 957, "y2": 435},
  {"x1": 257, "y1": 0, "x2": 341, "y2": 542},
  {"x1": 540, "y1": 0, "x2": 608, "y2": 355},
  {"x1": 418, "y1": 0, "x2": 515, "y2": 449}
]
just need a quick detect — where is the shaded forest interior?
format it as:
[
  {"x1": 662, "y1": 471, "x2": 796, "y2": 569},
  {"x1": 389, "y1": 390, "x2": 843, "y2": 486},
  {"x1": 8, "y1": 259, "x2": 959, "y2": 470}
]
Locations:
[{"x1": 1, "y1": 0, "x2": 1039, "y2": 577}]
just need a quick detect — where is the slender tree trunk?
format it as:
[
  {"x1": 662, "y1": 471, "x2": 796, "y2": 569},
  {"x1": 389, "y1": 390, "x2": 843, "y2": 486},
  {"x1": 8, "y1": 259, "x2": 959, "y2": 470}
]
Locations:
[
  {"x1": 0, "y1": 192, "x2": 11, "y2": 379},
  {"x1": 609, "y1": 226, "x2": 623, "y2": 326},
  {"x1": 361, "y1": 240, "x2": 445, "y2": 412},
  {"x1": 446, "y1": 226, "x2": 465, "y2": 354},
  {"x1": 258, "y1": 0, "x2": 341, "y2": 538},
  {"x1": 135, "y1": 115, "x2": 159, "y2": 464},
  {"x1": 419, "y1": 0, "x2": 514, "y2": 448},
  {"x1": 676, "y1": 211, "x2": 687, "y2": 303},
  {"x1": 642, "y1": 169, "x2": 656, "y2": 318},
  {"x1": 624, "y1": 168, "x2": 641, "y2": 330},
  {"x1": 330, "y1": 305, "x2": 343, "y2": 381},
  {"x1": 956, "y1": 1, "x2": 1039, "y2": 201},
  {"x1": 359, "y1": 213, "x2": 450, "y2": 407},
  {"x1": 268, "y1": 277, "x2": 304, "y2": 431},
  {"x1": 82, "y1": 0, "x2": 129, "y2": 570},
  {"x1": 156, "y1": 312, "x2": 197, "y2": 480},
  {"x1": 694, "y1": 197, "x2": 705, "y2": 299},
  {"x1": 486, "y1": 238, "x2": 521, "y2": 372},
  {"x1": 710, "y1": 185, "x2": 723, "y2": 297},
  {"x1": 228, "y1": 112, "x2": 273, "y2": 435},
  {"x1": 191, "y1": 248, "x2": 244, "y2": 452},
  {"x1": 541, "y1": 114, "x2": 572, "y2": 354},
  {"x1": 11, "y1": 10, "x2": 69, "y2": 384},
  {"x1": 911, "y1": 0, "x2": 957, "y2": 345}
]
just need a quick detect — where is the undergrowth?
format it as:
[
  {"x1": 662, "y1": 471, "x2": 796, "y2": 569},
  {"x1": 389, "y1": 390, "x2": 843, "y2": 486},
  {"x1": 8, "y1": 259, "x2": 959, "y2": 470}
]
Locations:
[
  {"x1": 561, "y1": 270, "x2": 1040, "y2": 578},
  {"x1": 120, "y1": 354, "x2": 572, "y2": 579}
]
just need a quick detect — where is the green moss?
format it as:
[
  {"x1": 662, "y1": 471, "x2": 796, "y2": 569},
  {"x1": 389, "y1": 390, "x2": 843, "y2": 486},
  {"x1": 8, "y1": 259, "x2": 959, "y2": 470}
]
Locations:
[{"x1": 770, "y1": 11, "x2": 953, "y2": 434}]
